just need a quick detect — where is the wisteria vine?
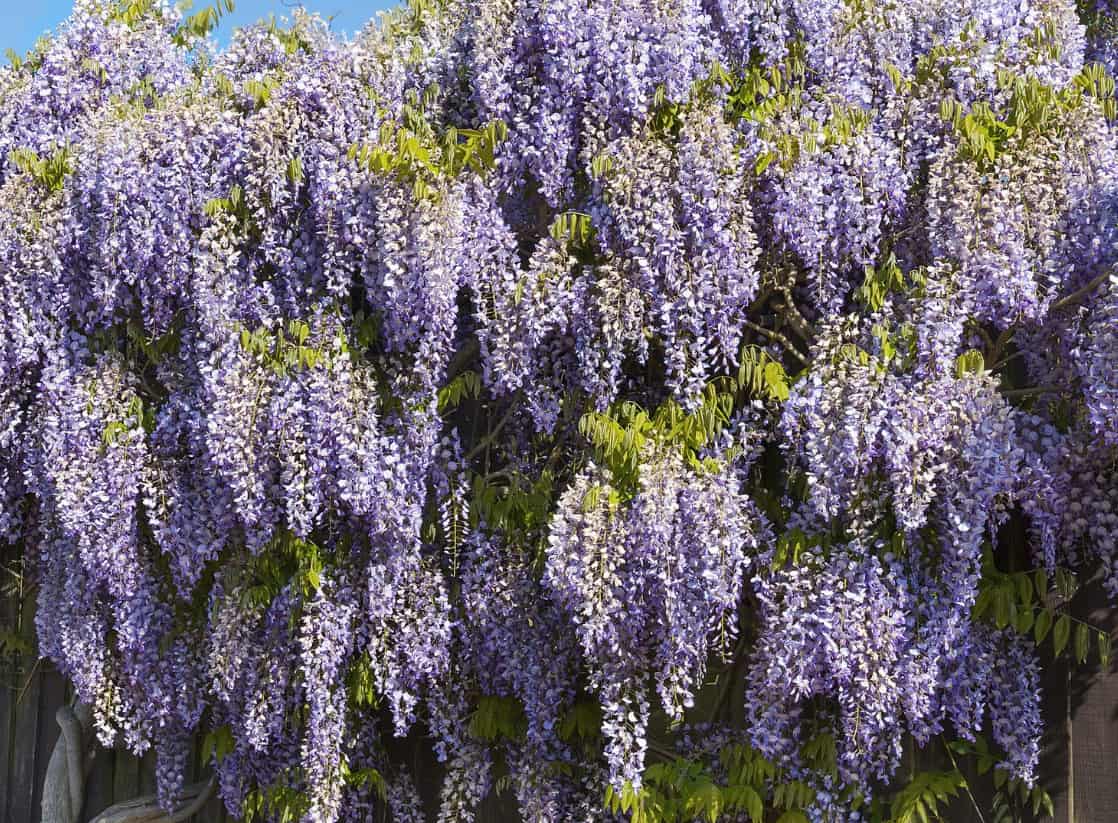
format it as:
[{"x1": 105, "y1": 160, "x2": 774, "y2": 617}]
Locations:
[{"x1": 3, "y1": 0, "x2": 1118, "y2": 821}]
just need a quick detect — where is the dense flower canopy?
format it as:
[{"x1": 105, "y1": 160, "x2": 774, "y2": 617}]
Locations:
[{"x1": 3, "y1": 0, "x2": 1118, "y2": 820}]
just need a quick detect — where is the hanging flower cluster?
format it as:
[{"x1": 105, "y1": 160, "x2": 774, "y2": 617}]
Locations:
[{"x1": 3, "y1": 0, "x2": 1118, "y2": 821}]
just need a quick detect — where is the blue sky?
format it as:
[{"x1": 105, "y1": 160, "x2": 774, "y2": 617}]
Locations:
[{"x1": 2, "y1": 0, "x2": 398, "y2": 57}]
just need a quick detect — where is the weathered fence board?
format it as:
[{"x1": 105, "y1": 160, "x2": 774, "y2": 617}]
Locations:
[
  {"x1": 81, "y1": 747, "x2": 114, "y2": 822},
  {"x1": 1067, "y1": 583, "x2": 1118, "y2": 823},
  {"x1": 111, "y1": 751, "x2": 141, "y2": 817},
  {"x1": 8, "y1": 594, "x2": 43, "y2": 823},
  {"x1": 1040, "y1": 658, "x2": 1072, "y2": 823},
  {"x1": 0, "y1": 584, "x2": 16, "y2": 823}
]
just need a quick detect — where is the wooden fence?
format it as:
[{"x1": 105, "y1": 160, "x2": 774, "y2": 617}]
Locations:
[{"x1": 3, "y1": 577, "x2": 1118, "y2": 823}]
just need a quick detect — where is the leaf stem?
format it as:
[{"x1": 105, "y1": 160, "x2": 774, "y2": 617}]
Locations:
[
  {"x1": 465, "y1": 395, "x2": 520, "y2": 461},
  {"x1": 942, "y1": 739, "x2": 988, "y2": 823},
  {"x1": 1050, "y1": 271, "x2": 1112, "y2": 312},
  {"x1": 742, "y1": 321, "x2": 808, "y2": 366},
  {"x1": 999, "y1": 385, "x2": 1065, "y2": 398}
]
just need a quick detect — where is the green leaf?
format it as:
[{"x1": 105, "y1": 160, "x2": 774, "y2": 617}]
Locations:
[
  {"x1": 0, "y1": 629, "x2": 32, "y2": 657},
  {"x1": 342, "y1": 765, "x2": 387, "y2": 799},
  {"x1": 468, "y1": 695, "x2": 526, "y2": 742},
  {"x1": 1053, "y1": 613, "x2": 1071, "y2": 657},
  {"x1": 590, "y1": 153, "x2": 614, "y2": 179},
  {"x1": 802, "y1": 731, "x2": 837, "y2": 776},
  {"x1": 1075, "y1": 621, "x2": 1091, "y2": 664},
  {"x1": 1099, "y1": 631, "x2": 1111, "y2": 669},
  {"x1": 775, "y1": 812, "x2": 810, "y2": 823},
  {"x1": 736, "y1": 346, "x2": 790, "y2": 402},
  {"x1": 9, "y1": 145, "x2": 73, "y2": 192},
  {"x1": 1056, "y1": 568, "x2": 1077, "y2": 599},
  {"x1": 287, "y1": 156, "x2": 304, "y2": 184},
  {"x1": 954, "y1": 349, "x2": 985, "y2": 377},
  {"x1": 890, "y1": 770, "x2": 963, "y2": 823},
  {"x1": 437, "y1": 370, "x2": 481, "y2": 413},
  {"x1": 549, "y1": 211, "x2": 594, "y2": 248},
  {"x1": 764, "y1": 361, "x2": 791, "y2": 401},
  {"x1": 724, "y1": 785, "x2": 763, "y2": 822},
  {"x1": 558, "y1": 699, "x2": 602, "y2": 742},
  {"x1": 1034, "y1": 608, "x2": 1053, "y2": 644},
  {"x1": 581, "y1": 483, "x2": 602, "y2": 513},
  {"x1": 994, "y1": 768, "x2": 1008, "y2": 790},
  {"x1": 683, "y1": 780, "x2": 723, "y2": 823},
  {"x1": 973, "y1": 588, "x2": 994, "y2": 621},
  {"x1": 201, "y1": 724, "x2": 235, "y2": 764},
  {"x1": 1034, "y1": 569, "x2": 1048, "y2": 599},
  {"x1": 994, "y1": 588, "x2": 1012, "y2": 629}
]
